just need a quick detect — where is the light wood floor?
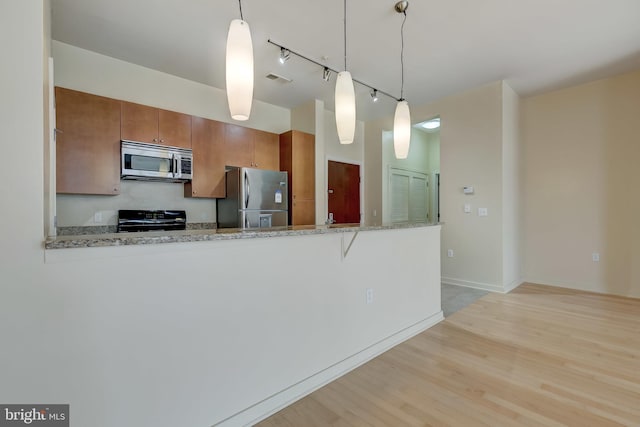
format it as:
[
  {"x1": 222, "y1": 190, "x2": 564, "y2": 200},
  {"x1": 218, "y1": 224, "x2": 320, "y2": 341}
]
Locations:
[{"x1": 257, "y1": 283, "x2": 640, "y2": 426}]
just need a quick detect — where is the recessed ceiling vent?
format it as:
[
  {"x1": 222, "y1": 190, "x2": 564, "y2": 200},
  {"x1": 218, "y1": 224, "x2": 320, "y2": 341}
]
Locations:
[{"x1": 265, "y1": 73, "x2": 293, "y2": 83}]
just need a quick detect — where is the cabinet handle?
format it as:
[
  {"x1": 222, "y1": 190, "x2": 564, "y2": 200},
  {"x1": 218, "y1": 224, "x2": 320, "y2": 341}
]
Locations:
[
  {"x1": 160, "y1": 139, "x2": 164, "y2": 143},
  {"x1": 153, "y1": 138, "x2": 158, "y2": 142}
]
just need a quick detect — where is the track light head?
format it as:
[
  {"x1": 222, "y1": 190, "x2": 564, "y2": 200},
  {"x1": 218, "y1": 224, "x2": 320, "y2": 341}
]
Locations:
[
  {"x1": 279, "y1": 48, "x2": 290, "y2": 64},
  {"x1": 323, "y1": 67, "x2": 331, "y2": 82},
  {"x1": 371, "y1": 89, "x2": 379, "y2": 102},
  {"x1": 394, "y1": 1, "x2": 409, "y2": 13}
]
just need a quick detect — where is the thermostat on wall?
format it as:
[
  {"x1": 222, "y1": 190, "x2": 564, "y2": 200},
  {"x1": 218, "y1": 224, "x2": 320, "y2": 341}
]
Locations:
[{"x1": 463, "y1": 186, "x2": 474, "y2": 194}]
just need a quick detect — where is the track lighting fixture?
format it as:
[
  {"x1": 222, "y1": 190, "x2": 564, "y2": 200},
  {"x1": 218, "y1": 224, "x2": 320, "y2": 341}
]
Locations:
[
  {"x1": 263, "y1": 2, "x2": 415, "y2": 149},
  {"x1": 323, "y1": 67, "x2": 331, "y2": 82},
  {"x1": 226, "y1": 0, "x2": 253, "y2": 121},
  {"x1": 267, "y1": 40, "x2": 400, "y2": 104},
  {"x1": 279, "y1": 47, "x2": 290, "y2": 64}
]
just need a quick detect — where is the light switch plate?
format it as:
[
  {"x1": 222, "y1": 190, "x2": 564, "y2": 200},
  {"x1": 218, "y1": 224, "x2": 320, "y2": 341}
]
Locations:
[{"x1": 464, "y1": 204, "x2": 471, "y2": 213}]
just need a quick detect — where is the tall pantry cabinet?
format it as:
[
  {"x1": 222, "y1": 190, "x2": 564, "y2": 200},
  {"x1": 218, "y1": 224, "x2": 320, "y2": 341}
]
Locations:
[{"x1": 279, "y1": 130, "x2": 315, "y2": 226}]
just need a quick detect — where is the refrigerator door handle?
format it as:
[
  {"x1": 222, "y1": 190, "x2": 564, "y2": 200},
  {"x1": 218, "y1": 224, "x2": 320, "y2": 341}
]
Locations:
[{"x1": 244, "y1": 171, "x2": 250, "y2": 209}]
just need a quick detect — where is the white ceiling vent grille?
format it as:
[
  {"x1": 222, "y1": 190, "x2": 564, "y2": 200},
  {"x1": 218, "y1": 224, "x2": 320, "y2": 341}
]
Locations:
[{"x1": 265, "y1": 73, "x2": 293, "y2": 83}]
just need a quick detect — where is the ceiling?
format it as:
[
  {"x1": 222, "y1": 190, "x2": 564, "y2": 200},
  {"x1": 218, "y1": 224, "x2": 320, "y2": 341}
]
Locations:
[{"x1": 51, "y1": 0, "x2": 640, "y2": 122}]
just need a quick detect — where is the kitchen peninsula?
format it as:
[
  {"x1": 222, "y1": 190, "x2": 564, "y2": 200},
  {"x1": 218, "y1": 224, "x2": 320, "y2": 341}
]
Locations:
[
  {"x1": 44, "y1": 222, "x2": 442, "y2": 426},
  {"x1": 45, "y1": 222, "x2": 437, "y2": 249},
  {"x1": 44, "y1": 41, "x2": 443, "y2": 427}
]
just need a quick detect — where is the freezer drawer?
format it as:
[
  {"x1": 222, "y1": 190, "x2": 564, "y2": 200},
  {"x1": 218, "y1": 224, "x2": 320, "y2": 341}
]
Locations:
[{"x1": 239, "y1": 210, "x2": 288, "y2": 229}]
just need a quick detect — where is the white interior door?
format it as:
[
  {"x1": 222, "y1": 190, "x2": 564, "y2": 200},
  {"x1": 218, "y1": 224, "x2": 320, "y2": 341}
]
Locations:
[{"x1": 389, "y1": 168, "x2": 429, "y2": 223}]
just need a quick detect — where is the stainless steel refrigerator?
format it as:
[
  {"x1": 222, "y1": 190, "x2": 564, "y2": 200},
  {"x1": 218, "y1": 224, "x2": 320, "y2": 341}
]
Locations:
[{"x1": 217, "y1": 167, "x2": 288, "y2": 229}]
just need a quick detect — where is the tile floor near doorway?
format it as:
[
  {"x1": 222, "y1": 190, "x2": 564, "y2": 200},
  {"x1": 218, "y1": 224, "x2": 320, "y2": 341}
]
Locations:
[{"x1": 441, "y1": 283, "x2": 488, "y2": 317}]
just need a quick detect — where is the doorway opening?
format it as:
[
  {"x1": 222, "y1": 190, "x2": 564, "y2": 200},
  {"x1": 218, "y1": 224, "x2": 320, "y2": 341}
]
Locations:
[
  {"x1": 383, "y1": 116, "x2": 440, "y2": 224},
  {"x1": 327, "y1": 160, "x2": 361, "y2": 224}
]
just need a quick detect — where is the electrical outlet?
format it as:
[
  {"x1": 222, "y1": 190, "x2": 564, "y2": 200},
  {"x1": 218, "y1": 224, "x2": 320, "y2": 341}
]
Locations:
[
  {"x1": 447, "y1": 249, "x2": 454, "y2": 258},
  {"x1": 592, "y1": 252, "x2": 600, "y2": 262},
  {"x1": 366, "y1": 288, "x2": 374, "y2": 304},
  {"x1": 478, "y1": 208, "x2": 488, "y2": 217},
  {"x1": 94, "y1": 212, "x2": 102, "y2": 223}
]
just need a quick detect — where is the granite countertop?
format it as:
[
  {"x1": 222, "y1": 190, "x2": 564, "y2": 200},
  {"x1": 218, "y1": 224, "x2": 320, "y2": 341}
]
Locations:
[{"x1": 44, "y1": 222, "x2": 439, "y2": 249}]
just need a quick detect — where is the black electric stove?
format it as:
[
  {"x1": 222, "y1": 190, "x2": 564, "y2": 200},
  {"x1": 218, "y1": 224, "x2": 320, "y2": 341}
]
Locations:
[{"x1": 117, "y1": 210, "x2": 186, "y2": 232}]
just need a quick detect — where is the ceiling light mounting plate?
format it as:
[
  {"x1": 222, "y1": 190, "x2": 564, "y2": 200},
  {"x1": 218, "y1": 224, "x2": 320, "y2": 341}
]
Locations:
[{"x1": 394, "y1": 1, "x2": 409, "y2": 13}]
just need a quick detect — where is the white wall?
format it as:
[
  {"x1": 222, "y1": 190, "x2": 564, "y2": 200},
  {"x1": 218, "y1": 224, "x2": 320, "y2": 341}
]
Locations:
[
  {"x1": 522, "y1": 70, "x2": 640, "y2": 298},
  {"x1": 57, "y1": 181, "x2": 217, "y2": 227},
  {"x1": 366, "y1": 82, "x2": 512, "y2": 292},
  {"x1": 1, "y1": 6, "x2": 442, "y2": 426},
  {"x1": 53, "y1": 41, "x2": 290, "y2": 133},
  {"x1": 501, "y1": 82, "x2": 521, "y2": 291},
  {"x1": 291, "y1": 100, "x2": 316, "y2": 135}
]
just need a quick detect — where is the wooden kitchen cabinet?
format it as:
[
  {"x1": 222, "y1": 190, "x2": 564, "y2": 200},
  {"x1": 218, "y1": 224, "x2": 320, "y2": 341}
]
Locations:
[
  {"x1": 224, "y1": 123, "x2": 280, "y2": 170},
  {"x1": 254, "y1": 130, "x2": 279, "y2": 170},
  {"x1": 280, "y1": 130, "x2": 315, "y2": 225},
  {"x1": 55, "y1": 87, "x2": 121, "y2": 195},
  {"x1": 121, "y1": 101, "x2": 192, "y2": 148},
  {"x1": 184, "y1": 117, "x2": 225, "y2": 198},
  {"x1": 224, "y1": 123, "x2": 254, "y2": 168}
]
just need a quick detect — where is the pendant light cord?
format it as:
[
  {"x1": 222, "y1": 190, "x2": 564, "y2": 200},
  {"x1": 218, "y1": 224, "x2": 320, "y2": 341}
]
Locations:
[
  {"x1": 400, "y1": 10, "x2": 406, "y2": 100},
  {"x1": 238, "y1": 0, "x2": 244, "y2": 20},
  {"x1": 344, "y1": 0, "x2": 347, "y2": 71}
]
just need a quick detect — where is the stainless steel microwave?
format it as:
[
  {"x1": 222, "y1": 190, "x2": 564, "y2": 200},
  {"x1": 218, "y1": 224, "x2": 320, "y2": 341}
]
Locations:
[{"x1": 121, "y1": 140, "x2": 192, "y2": 182}]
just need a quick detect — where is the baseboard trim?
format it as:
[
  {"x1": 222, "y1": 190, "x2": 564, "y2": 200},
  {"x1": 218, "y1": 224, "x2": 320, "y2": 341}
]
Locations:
[
  {"x1": 214, "y1": 311, "x2": 444, "y2": 427},
  {"x1": 504, "y1": 278, "x2": 524, "y2": 293},
  {"x1": 442, "y1": 276, "x2": 505, "y2": 293},
  {"x1": 441, "y1": 277, "x2": 524, "y2": 293}
]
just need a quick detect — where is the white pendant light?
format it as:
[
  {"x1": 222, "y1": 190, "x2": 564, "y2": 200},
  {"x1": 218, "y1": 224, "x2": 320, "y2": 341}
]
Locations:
[
  {"x1": 226, "y1": 11, "x2": 253, "y2": 121},
  {"x1": 335, "y1": 0, "x2": 355, "y2": 144},
  {"x1": 393, "y1": 1, "x2": 411, "y2": 159},
  {"x1": 394, "y1": 100, "x2": 411, "y2": 159},
  {"x1": 335, "y1": 71, "x2": 356, "y2": 144}
]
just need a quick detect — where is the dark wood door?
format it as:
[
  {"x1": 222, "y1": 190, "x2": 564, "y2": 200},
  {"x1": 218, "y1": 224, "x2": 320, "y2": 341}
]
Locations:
[{"x1": 328, "y1": 160, "x2": 360, "y2": 224}]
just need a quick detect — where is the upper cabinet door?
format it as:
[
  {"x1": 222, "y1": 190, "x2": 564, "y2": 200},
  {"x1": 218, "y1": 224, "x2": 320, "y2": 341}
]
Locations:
[
  {"x1": 224, "y1": 123, "x2": 254, "y2": 168},
  {"x1": 121, "y1": 101, "x2": 158, "y2": 144},
  {"x1": 185, "y1": 117, "x2": 225, "y2": 198},
  {"x1": 121, "y1": 103, "x2": 192, "y2": 148},
  {"x1": 292, "y1": 131, "x2": 315, "y2": 200},
  {"x1": 159, "y1": 109, "x2": 191, "y2": 149},
  {"x1": 253, "y1": 130, "x2": 279, "y2": 170},
  {"x1": 55, "y1": 87, "x2": 121, "y2": 195}
]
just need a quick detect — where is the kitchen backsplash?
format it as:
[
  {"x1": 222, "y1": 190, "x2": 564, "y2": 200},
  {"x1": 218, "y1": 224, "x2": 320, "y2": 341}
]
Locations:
[{"x1": 56, "y1": 180, "x2": 217, "y2": 228}]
